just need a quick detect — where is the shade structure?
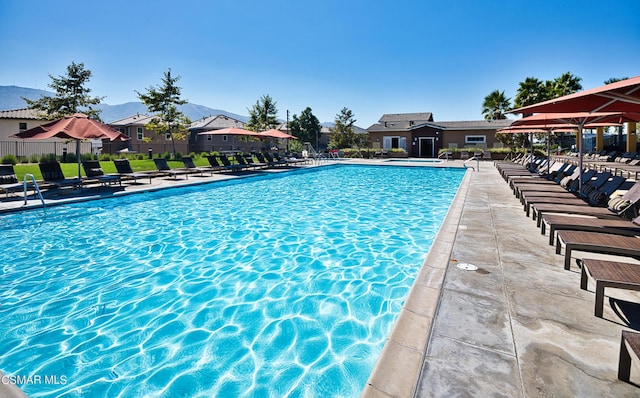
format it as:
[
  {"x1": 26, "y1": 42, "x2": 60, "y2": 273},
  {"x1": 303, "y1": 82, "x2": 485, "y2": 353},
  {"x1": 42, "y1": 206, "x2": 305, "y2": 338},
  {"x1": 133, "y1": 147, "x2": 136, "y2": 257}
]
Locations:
[
  {"x1": 12, "y1": 113, "x2": 130, "y2": 180},
  {"x1": 498, "y1": 124, "x2": 579, "y2": 176},
  {"x1": 510, "y1": 76, "x2": 640, "y2": 114},
  {"x1": 258, "y1": 129, "x2": 297, "y2": 140},
  {"x1": 197, "y1": 127, "x2": 262, "y2": 137},
  {"x1": 509, "y1": 112, "x2": 640, "y2": 190}
]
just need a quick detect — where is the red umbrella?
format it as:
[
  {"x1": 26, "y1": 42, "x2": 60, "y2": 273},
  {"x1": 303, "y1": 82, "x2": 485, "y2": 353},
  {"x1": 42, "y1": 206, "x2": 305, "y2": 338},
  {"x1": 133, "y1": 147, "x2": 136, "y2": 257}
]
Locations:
[
  {"x1": 258, "y1": 129, "x2": 297, "y2": 140},
  {"x1": 197, "y1": 127, "x2": 262, "y2": 137},
  {"x1": 510, "y1": 112, "x2": 640, "y2": 190},
  {"x1": 510, "y1": 76, "x2": 640, "y2": 114},
  {"x1": 12, "y1": 113, "x2": 130, "y2": 179}
]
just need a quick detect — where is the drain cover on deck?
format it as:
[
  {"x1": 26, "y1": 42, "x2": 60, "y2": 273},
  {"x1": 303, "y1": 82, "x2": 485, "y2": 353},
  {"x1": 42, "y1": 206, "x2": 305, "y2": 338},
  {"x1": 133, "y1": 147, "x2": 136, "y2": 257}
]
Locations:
[{"x1": 456, "y1": 263, "x2": 478, "y2": 271}]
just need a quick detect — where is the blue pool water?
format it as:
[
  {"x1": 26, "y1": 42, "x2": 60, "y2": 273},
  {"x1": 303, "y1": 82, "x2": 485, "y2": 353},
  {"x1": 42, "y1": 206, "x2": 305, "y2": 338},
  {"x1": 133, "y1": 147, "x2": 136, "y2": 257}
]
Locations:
[{"x1": 0, "y1": 164, "x2": 465, "y2": 397}]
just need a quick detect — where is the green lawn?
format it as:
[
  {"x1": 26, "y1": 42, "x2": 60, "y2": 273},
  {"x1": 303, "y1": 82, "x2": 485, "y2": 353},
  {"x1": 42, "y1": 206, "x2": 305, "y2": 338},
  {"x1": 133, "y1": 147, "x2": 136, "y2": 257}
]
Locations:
[{"x1": 12, "y1": 157, "x2": 210, "y2": 181}]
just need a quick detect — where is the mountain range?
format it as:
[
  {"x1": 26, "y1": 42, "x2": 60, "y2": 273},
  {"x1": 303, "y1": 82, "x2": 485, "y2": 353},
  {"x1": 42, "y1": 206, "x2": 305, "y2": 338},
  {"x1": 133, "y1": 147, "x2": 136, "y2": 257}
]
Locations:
[{"x1": 0, "y1": 85, "x2": 250, "y2": 123}]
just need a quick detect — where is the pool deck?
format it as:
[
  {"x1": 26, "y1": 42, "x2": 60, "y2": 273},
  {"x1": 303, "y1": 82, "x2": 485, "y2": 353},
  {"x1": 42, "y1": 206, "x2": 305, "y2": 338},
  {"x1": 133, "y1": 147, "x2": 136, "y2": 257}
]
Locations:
[{"x1": 2, "y1": 158, "x2": 640, "y2": 397}]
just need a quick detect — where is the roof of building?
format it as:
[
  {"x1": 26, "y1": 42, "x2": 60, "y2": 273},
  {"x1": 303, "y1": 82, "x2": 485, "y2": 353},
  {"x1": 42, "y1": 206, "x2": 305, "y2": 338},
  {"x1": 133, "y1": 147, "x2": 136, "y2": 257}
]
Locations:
[
  {"x1": 368, "y1": 111, "x2": 514, "y2": 132},
  {"x1": 190, "y1": 114, "x2": 245, "y2": 130},
  {"x1": 0, "y1": 108, "x2": 42, "y2": 120},
  {"x1": 108, "y1": 113, "x2": 154, "y2": 126},
  {"x1": 435, "y1": 119, "x2": 513, "y2": 130}
]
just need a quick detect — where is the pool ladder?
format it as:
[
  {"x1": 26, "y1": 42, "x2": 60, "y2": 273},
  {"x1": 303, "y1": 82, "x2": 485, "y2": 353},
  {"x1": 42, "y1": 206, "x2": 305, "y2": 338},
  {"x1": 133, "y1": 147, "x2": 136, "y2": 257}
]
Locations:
[{"x1": 23, "y1": 174, "x2": 46, "y2": 210}]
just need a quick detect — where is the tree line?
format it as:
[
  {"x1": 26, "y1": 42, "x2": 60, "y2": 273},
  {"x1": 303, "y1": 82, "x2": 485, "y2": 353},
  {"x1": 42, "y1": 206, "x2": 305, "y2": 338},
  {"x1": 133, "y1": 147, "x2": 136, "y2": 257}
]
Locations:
[
  {"x1": 23, "y1": 61, "x2": 362, "y2": 157},
  {"x1": 482, "y1": 73, "x2": 628, "y2": 149}
]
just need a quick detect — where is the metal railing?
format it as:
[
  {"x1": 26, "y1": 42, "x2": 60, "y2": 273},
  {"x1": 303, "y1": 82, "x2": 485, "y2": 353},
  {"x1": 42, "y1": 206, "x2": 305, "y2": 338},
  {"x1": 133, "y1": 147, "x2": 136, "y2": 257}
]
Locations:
[{"x1": 23, "y1": 174, "x2": 46, "y2": 210}]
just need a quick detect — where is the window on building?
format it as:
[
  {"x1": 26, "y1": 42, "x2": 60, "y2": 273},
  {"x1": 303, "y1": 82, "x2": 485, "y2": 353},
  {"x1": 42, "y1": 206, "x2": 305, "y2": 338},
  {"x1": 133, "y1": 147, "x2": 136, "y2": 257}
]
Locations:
[
  {"x1": 137, "y1": 127, "x2": 144, "y2": 140},
  {"x1": 465, "y1": 135, "x2": 486, "y2": 145},
  {"x1": 207, "y1": 135, "x2": 212, "y2": 141},
  {"x1": 382, "y1": 136, "x2": 407, "y2": 150},
  {"x1": 222, "y1": 135, "x2": 228, "y2": 142},
  {"x1": 166, "y1": 132, "x2": 171, "y2": 140},
  {"x1": 19, "y1": 122, "x2": 27, "y2": 130}
]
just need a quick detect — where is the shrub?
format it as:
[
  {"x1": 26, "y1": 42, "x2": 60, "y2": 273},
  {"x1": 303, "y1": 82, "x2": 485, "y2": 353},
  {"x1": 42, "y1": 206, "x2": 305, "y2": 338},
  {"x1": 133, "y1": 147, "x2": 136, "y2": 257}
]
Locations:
[
  {"x1": 137, "y1": 154, "x2": 145, "y2": 160},
  {"x1": 40, "y1": 153, "x2": 58, "y2": 164},
  {"x1": 29, "y1": 154, "x2": 40, "y2": 163},
  {"x1": 99, "y1": 154, "x2": 112, "y2": 161},
  {"x1": 162, "y1": 152, "x2": 171, "y2": 160},
  {"x1": 1, "y1": 154, "x2": 18, "y2": 165}
]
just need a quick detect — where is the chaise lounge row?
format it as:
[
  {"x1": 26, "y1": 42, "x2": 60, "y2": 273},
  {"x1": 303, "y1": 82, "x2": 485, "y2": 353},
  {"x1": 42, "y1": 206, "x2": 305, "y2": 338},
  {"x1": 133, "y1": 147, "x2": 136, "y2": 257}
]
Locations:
[{"x1": 496, "y1": 154, "x2": 640, "y2": 385}]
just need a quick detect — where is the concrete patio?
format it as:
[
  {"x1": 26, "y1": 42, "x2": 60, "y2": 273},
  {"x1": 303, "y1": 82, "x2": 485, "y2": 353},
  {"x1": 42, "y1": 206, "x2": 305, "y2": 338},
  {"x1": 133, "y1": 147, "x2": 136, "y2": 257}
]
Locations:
[{"x1": 364, "y1": 159, "x2": 640, "y2": 397}]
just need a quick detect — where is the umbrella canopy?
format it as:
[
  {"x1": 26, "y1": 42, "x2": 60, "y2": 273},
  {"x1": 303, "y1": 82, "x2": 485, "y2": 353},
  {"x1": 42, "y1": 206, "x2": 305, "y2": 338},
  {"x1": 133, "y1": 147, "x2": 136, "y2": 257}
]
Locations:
[
  {"x1": 12, "y1": 113, "x2": 128, "y2": 141},
  {"x1": 510, "y1": 76, "x2": 640, "y2": 114},
  {"x1": 12, "y1": 113, "x2": 130, "y2": 180},
  {"x1": 258, "y1": 129, "x2": 297, "y2": 140},
  {"x1": 197, "y1": 127, "x2": 262, "y2": 137},
  {"x1": 509, "y1": 112, "x2": 640, "y2": 190}
]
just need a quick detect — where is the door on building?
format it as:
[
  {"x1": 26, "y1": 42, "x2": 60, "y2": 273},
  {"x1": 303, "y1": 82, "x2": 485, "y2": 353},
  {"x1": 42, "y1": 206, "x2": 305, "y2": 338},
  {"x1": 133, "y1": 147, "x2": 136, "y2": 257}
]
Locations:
[{"x1": 419, "y1": 137, "x2": 435, "y2": 158}]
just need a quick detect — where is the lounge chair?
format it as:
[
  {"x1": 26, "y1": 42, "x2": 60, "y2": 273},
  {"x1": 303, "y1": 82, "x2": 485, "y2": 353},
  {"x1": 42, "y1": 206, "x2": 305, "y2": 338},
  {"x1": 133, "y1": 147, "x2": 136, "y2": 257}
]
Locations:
[
  {"x1": 243, "y1": 154, "x2": 268, "y2": 169},
  {"x1": 0, "y1": 164, "x2": 33, "y2": 198},
  {"x1": 619, "y1": 330, "x2": 640, "y2": 384},
  {"x1": 521, "y1": 174, "x2": 624, "y2": 217},
  {"x1": 182, "y1": 156, "x2": 214, "y2": 176},
  {"x1": 234, "y1": 154, "x2": 262, "y2": 170},
  {"x1": 38, "y1": 162, "x2": 81, "y2": 189},
  {"x1": 217, "y1": 154, "x2": 247, "y2": 172},
  {"x1": 555, "y1": 230, "x2": 640, "y2": 270},
  {"x1": 580, "y1": 258, "x2": 640, "y2": 318},
  {"x1": 531, "y1": 180, "x2": 640, "y2": 227},
  {"x1": 153, "y1": 158, "x2": 191, "y2": 179},
  {"x1": 113, "y1": 159, "x2": 156, "y2": 184},
  {"x1": 255, "y1": 152, "x2": 281, "y2": 167},
  {"x1": 205, "y1": 155, "x2": 229, "y2": 172},
  {"x1": 263, "y1": 152, "x2": 289, "y2": 166},
  {"x1": 81, "y1": 160, "x2": 121, "y2": 186},
  {"x1": 541, "y1": 214, "x2": 640, "y2": 245}
]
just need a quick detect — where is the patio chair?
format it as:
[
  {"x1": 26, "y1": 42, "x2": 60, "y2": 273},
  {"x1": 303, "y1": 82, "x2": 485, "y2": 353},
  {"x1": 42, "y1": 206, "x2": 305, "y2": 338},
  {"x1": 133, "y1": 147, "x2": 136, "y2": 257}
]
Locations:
[
  {"x1": 555, "y1": 230, "x2": 640, "y2": 271},
  {"x1": 38, "y1": 161, "x2": 81, "y2": 189},
  {"x1": 234, "y1": 154, "x2": 261, "y2": 170},
  {"x1": 579, "y1": 259, "x2": 640, "y2": 318},
  {"x1": 0, "y1": 164, "x2": 33, "y2": 198},
  {"x1": 153, "y1": 158, "x2": 191, "y2": 179},
  {"x1": 531, "y1": 179, "x2": 640, "y2": 227},
  {"x1": 205, "y1": 155, "x2": 229, "y2": 172},
  {"x1": 81, "y1": 160, "x2": 121, "y2": 186},
  {"x1": 181, "y1": 156, "x2": 214, "y2": 176},
  {"x1": 255, "y1": 152, "x2": 281, "y2": 167},
  {"x1": 243, "y1": 154, "x2": 269, "y2": 169},
  {"x1": 113, "y1": 159, "x2": 156, "y2": 184},
  {"x1": 520, "y1": 173, "x2": 620, "y2": 217},
  {"x1": 217, "y1": 154, "x2": 247, "y2": 172},
  {"x1": 619, "y1": 330, "x2": 640, "y2": 384}
]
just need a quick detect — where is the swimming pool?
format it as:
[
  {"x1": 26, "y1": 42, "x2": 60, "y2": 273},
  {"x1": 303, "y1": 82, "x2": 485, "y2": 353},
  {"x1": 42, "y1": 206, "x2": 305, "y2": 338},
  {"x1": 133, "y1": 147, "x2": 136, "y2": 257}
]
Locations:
[{"x1": 0, "y1": 164, "x2": 465, "y2": 397}]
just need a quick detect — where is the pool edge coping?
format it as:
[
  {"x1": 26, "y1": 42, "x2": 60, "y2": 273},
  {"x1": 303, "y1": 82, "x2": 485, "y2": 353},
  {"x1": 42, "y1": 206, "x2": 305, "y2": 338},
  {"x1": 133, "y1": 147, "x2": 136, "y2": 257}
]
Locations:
[{"x1": 361, "y1": 167, "x2": 472, "y2": 397}]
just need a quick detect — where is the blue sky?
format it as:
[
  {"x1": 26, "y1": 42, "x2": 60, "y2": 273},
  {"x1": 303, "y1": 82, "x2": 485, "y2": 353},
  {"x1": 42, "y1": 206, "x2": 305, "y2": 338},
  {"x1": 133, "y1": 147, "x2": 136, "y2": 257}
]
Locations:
[{"x1": 1, "y1": 0, "x2": 639, "y2": 127}]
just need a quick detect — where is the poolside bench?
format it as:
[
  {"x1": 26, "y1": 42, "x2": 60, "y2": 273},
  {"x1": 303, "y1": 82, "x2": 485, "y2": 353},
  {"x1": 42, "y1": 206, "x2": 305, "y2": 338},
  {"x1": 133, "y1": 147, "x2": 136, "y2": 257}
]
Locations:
[
  {"x1": 580, "y1": 259, "x2": 640, "y2": 317},
  {"x1": 619, "y1": 330, "x2": 640, "y2": 384}
]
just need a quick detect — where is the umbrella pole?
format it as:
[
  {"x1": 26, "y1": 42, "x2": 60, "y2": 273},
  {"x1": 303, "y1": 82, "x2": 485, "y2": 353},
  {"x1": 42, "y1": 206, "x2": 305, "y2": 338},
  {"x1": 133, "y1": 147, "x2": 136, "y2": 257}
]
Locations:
[
  {"x1": 578, "y1": 124, "x2": 584, "y2": 192},
  {"x1": 76, "y1": 139, "x2": 81, "y2": 180},
  {"x1": 547, "y1": 130, "x2": 551, "y2": 175}
]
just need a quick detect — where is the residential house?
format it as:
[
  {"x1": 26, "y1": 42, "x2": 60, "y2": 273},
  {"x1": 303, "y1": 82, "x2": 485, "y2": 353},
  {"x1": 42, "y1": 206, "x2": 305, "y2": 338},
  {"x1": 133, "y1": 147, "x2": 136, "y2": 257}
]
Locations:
[
  {"x1": 106, "y1": 114, "x2": 189, "y2": 156},
  {"x1": 189, "y1": 115, "x2": 253, "y2": 153},
  {"x1": 367, "y1": 113, "x2": 512, "y2": 157}
]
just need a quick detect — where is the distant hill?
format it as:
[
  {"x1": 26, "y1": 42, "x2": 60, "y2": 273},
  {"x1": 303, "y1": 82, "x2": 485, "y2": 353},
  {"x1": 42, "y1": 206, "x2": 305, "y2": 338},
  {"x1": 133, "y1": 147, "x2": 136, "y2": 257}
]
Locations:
[{"x1": 0, "y1": 85, "x2": 249, "y2": 123}]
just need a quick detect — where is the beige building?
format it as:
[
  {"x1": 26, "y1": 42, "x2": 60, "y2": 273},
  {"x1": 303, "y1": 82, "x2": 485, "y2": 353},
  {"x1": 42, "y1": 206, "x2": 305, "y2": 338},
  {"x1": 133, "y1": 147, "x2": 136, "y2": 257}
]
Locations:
[
  {"x1": 105, "y1": 114, "x2": 189, "y2": 156},
  {"x1": 367, "y1": 113, "x2": 512, "y2": 157}
]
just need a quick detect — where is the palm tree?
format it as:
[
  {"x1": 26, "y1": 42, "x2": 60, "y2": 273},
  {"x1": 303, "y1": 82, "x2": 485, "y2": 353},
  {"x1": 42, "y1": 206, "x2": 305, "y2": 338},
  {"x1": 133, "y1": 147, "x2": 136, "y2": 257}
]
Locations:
[
  {"x1": 482, "y1": 90, "x2": 511, "y2": 121},
  {"x1": 514, "y1": 77, "x2": 546, "y2": 109},
  {"x1": 552, "y1": 71, "x2": 582, "y2": 97}
]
